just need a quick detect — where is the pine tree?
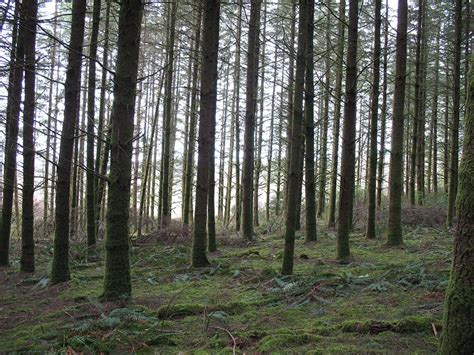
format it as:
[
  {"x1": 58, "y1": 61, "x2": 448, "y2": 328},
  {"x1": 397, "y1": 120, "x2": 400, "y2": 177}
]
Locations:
[
  {"x1": 191, "y1": 0, "x2": 220, "y2": 268},
  {"x1": 336, "y1": 0, "x2": 359, "y2": 261},
  {"x1": 102, "y1": 0, "x2": 143, "y2": 300},
  {"x1": 365, "y1": 0, "x2": 382, "y2": 239},
  {"x1": 51, "y1": 0, "x2": 87, "y2": 283},
  {"x1": 282, "y1": 0, "x2": 308, "y2": 275},
  {"x1": 387, "y1": 0, "x2": 408, "y2": 246},
  {"x1": 439, "y1": 54, "x2": 474, "y2": 354},
  {"x1": 20, "y1": 0, "x2": 38, "y2": 273},
  {"x1": 242, "y1": 0, "x2": 261, "y2": 240}
]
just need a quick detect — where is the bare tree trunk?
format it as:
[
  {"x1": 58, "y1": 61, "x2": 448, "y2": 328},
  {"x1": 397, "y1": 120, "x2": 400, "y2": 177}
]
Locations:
[
  {"x1": 336, "y1": 0, "x2": 359, "y2": 260},
  {"x1": 191, "y1": 0, "x2": 220, "y2": 267},
  {"x1": 21, "y1": 0, "x2": 38, "y2": 273},
  {"x1": 447, "y1": 0, "x2": 463, "y2": 227},
  {"x1": 102, "y1": 0, "x2": 143, "y2": 300},
  {"x1": 242, "y1": 0, "x2": 261, "y2": 240},
  {"x1": 387, "y1": 0, "x2": 408, "y2": 246},
  {"x1": 0, "y1": 0, "x2": 23, "y2": 266},
  {"x1": 51, "y1": 0, "x2": 87, "y2": 283},
  {"x1": 365, "y1": 0, "x2": 382, "y2": 240},
  {"x1": 377, "y1": 0, "x2": 389, "y2": 208}
]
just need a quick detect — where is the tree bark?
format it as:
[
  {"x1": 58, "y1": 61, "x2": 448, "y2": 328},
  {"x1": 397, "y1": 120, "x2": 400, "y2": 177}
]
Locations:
[
  {"x1": 439, "y1": 53, "x2": 474, "y2": 355},
  {"x1": 51, "y1": 0, "x2": 87, "y2": 283},
  {"x1": 336, "y1": 0, "x2": 359, "y2": 261},
  {"x1": 20, "y1": 0, "x2": 38, "y2": 273},
  {"x1": 282, "y1": 0, "x2": 308, "y2": 275},
  {"x1": 365, "y1": 0, "x2": 382, "y2": 240},
  {"x1": 387, "y1": 0, "x2": 408, "y2": 246},
  {"x1": 242, "y1": 0, "x2": 261, "y2": 240},
  {"x1": 191, "y1": 0, "x2": 220, "y2": 268},
  {"x1": 102, "y1": 0, "x2": 143, "y2": 300}
]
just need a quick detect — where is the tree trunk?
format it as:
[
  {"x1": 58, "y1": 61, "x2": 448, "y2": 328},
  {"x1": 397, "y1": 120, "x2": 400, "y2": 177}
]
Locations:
[
  {"x1": 317, "y1": 0, "x2": 331, "y2": 218},
  {"x1": 51, "y1": 0, "x2": 87, "y2": 283},
  {"x1": 233, "y1": 0, "x2": 243, "y2": 231},
  {"x1": 327, "y1": 0, "x2": 345, "y2": 228},
  {"x1": 282, "y1": 0, "x2": 308, "y2": 275},
  {"x1": 242, "y1": 0, "x2": 261, "y2": 240},
  {"x1": 20, "y1": 0, "x2": 38, "y2": 273},
  {"x1": 160, "y1": 0, "x2": 178, "y2": 226},
  {"x1": 102, "y1": 0, "x2": 143, "y2": 300},
  {"x1": 183, "y1": 8, "x2": 202, "y2": 226},
  {"x1": 447, "y1": 0, "x2": 462, "y2": 227},
  {"x1": 304, "y1": 0, "x2": 316, "y2": 242},
  {"x1": 336, "y1": 0, "x2": 359, "y2": 261},
  {"x1": 387, "y1": 0, "x2": 408, "y2": 246},
  {"x1": 377, "y1": 0, "x2": 388, "y2": 209},
  {"x1": 86, "y1": 0, "x2": 101, "y2": 249},
  {"x1": 365, "y1": 0, "x2": 382, "y2": 240},
  {"x1": 191, "y1": 0, "x2": 220, "y2": 268},
  {"x1": 0, "y1": 0, "x2": 23, "y2": 266},
  {"x1": 439, "y1": 53, "x2": 474, "y2": 355}
]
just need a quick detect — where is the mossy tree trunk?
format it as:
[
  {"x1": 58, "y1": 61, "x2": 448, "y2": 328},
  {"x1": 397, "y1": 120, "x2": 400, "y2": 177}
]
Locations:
[
  {"x1": 365, "y1": 0, "x2": 381, "y2": 240},
  {"x1": 20, "y1": 0, "x2": 38, "y2": 273},
  {"x1": 336, "y1": 0, "x2": 359, "y2": 261},
  {"x1": 446, "y1": 0, "x2": 462, "y2": 228},
  {"x1": 439, "y1": 53, "x2": 474, "y2": 354},
  {"x1": 51, "y1": 0, "x2": 87, "y2": 283},
  {"x1": 242, "y1": 0, "x2": 261, "y2": 240},
  {"x1": 191, "y1": 0, "x2": 220, "y2": 268},
  {"x1": 102, "y1": 0, "x2": 143, "y2": 301},
  {"x1": 387, "y1": 0, "x2": 408, "y2": 247},
  {"x1": 281, "y1": 0, "x2": 308, "y2": 275}
]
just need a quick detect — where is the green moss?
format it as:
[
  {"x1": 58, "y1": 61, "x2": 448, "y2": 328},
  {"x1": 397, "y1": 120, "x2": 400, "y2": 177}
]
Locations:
[{"x1": 257, "y1": 331, "x2": 322, "y2": 352}]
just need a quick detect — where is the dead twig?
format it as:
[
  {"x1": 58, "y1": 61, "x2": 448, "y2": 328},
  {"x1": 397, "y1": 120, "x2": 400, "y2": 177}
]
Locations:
[{"x1": 209, "y1": 326, "x2": 237, "y2": 355}]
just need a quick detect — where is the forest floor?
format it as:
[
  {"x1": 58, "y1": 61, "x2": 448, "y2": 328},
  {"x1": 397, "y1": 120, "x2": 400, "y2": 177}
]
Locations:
[{"x1": 0, "y1": 223, "x2": 452, "y2": 353}]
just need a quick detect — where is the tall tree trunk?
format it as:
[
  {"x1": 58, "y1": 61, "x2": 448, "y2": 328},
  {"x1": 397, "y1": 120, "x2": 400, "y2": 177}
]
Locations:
[
  {"x1": 429, "y1": 24, "x2": 441, "y2": 194},
  {"x1": 102, "y1": 0, "x2": 143, "y2": 300},
  {"x1": 365, "y1": 0, "x2": 382, "y2": 240},
  {"x1": 327, "y1": 0, "x2": 345, "y2": 228},
  {"x1": 160, "y1": 0, "x2": 178, "y2": 226},
  {"x1": 191, "y1": 0, "x2": 220, "y2": 268},
  {"x1": 21, "y1": 0, "x2": 38, "y2": 273},
  {"x1": 44, "y1": 1, "x2": 58, "y2": 237},
  {"x1": 415, "y1": 0, "x2": 427, "y2": 204},
  {"x1": 183, "y1": 8, "x2": 202, "y2": 226},
  {"x1": 51, "y1": 0, "x2": 87, "y2": 283},
  {"x1": 446, "y1": 0, "x2": 462, "y2": 227},
  {"x1": 233, "y1": 0, "x2": 243, "y2": 231},
  {"x1": 387, "y1": 0, "x2": 408, "y2": 246},
  {"x1": 282, "y1": 0, "x2": 308, "y2": 275},
  {"x1": 242, "y1": 0, "x2": 261, "y2": 240},
  {"x1": 86, "y1": 0, "x2": 101, "y2": 248},
  {"x1": 95, "y1": 0, "x2": 111, "y2": 238},
  {"x1": 317, "y1": 0, "x2": 331, "y2": 218},
  {"x1": 304, "y1": 0, "x2": 316, "y2": 242},
  {"x1": 253, "y1": 1, "x2": 267, "y2": 227},
  {"x1": 336, "y1": 0, "x2": 359, "y2": 261},
  {"x1": 266, "y1": 47, "x2": 278, "y2": 222},
  {"x1": 0, "y1": 0, "x2": 23, "y2": 266},
  {"x1": 439, "y1": 53, "x2": 474, "y2": 355},
  {"x1": 377, "y1": 0, "x2": 388, "y2": 209}
]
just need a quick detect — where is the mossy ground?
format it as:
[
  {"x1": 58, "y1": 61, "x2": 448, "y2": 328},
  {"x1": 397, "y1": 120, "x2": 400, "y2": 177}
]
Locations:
[{"x1": 0, "y1": 225, "x2": 451, "y2": 352}]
